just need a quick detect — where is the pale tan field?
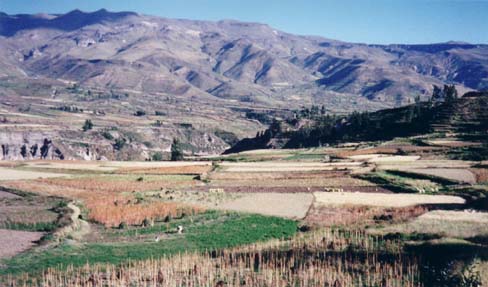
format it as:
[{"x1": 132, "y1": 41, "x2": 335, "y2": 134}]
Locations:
[
  {"x1": 376, "y1": 159, "x2": 474, "y2": 169},
  {"x1": 22, "y1": 160, "x2": 212, "y2": 172},
  {"x1": 313, "y1": 192, "x2": 465, "y2": 208},
  {"x1": 214, "y1": 192, "x2": 314, "y2": 219},
  {"x1": 0, "y1": 167, "x2": 68, "y2": 181},
  {"x1": 209, "y1": 177, "x2": 373, "y2": 188},
  {"x1": 0, "y1": 229, "x2": 44, "y2": 259},
  {"x1": 368, "y1": 155, "x2": 421, "y2": 163},
  {"x1": 406, "y1": 168, "x2": 476, "y2": 184},
  {"x1": 220, "y1": 161, "x2": 362, "y2": 172},
  {"x1": 378, "y1": 210, "x2": 488, "y2": 238}
]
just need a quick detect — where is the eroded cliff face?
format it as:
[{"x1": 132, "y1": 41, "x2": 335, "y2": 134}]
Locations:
[{"x1": 0, "y1": 128, "x2": 229, "y2": 161}]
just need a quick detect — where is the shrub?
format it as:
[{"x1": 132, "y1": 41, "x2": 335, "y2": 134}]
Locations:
[
  {"x1": 82, "y1": 119, "x2": 93, "y2": 131},
  {"x1": 118, "y1": 221, "x2": 127, "y2": 229},
  {"x1": 170, "y1": 139, "x2": 184, "y2": 161},
  {"x1": 152, "y1": 152, "x2": 164, "y2": 161},
  {"x1": 101, "y1": 131, "x2": 114, "y2": 140},
  {"x1": 113, "y1": 138, "x2": 126, "y2": 150},
  {"x1": 134, "y1": 110, "x2": 146, "y2": 117}
]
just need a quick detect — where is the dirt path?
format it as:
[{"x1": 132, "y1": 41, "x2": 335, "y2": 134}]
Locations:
[{"x1": 53, "y1": 202, "x2": 90, "y2": 242}]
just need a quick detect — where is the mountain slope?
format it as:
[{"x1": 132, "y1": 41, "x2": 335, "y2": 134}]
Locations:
[
  {"x1": 1, "y1": 9, "x2": 487, "y2": 110},
  {"x1": 225, "y1": 92, "x2": 488, "y2": 154}
]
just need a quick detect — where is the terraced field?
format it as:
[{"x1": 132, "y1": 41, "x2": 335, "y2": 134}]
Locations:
[{"x1": 1, "y1": 141, "x2": 487, "y2": 286}]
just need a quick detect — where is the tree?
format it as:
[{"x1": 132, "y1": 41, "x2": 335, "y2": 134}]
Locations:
[
  {"x1": 113, "y1": 138, "x2": 126, "y2": 150},
  {"x1": 170, "y1": 138, "x2": 184, "y2": 161},
  {"x1": 443, "y1": 84, "x2": 458, "y2": 103},
  {"x1": 152, "y1": 151, "x2": 164, "y2": 161},
  {"x1": 431, "y1": 85, "x2": 443, "y2": 104},
  {"x1": 82, "y1": 119, "x2": 93, "y2": 132}
]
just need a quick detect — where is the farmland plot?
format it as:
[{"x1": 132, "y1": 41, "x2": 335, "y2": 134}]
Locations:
[
  {"x1": 214, "y1": 192, "x2": 313, "y2": 219},
  {"x1": 314, "y1": 192, "x2": 465, "y2": 208},
  {"x1": 0, "y1": 167, "x2": 67, "y2": 181}
]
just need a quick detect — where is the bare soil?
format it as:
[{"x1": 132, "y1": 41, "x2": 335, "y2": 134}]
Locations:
[{"x1": 0, "y1": 229, "x2": 43, "y2": 259}]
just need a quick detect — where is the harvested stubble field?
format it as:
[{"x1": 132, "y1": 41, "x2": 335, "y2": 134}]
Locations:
[
  {"x1": 470, "y1": 167, "x2": 488, "y2": 184},
  {"x1": 8, "y1": 229, "x2": 420, "y2": 287},
  {"x1": 219, "y1": 161, "x2": 363, "y2": 172},
  {"x1": 400, "y1": 168, "x2": 477, "y2": 184},
  {"x1": 378, "y1": 210, "x2": 488, "y2": 239},
  {"x1": 313, "y1": 192, "x2": 465, "y2": 208},
  {"x1": 208, "y1": 176, "x2": 372, "y2": 188},
  {"x1": 208, "y1": 170, "x2": 350, "y2": 180},
  {"x1": 305, "y1": 205, "x2": 428, "y2": 227},
  {"x1": 116, "y1": 164, "x2": 212, "y2": 175}
]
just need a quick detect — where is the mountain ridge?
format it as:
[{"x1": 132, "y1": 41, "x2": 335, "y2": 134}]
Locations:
[{"x1": 1, "y1": 9, "x2": 487, "y2": 110}]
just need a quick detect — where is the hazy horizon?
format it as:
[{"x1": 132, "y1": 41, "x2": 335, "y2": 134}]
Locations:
[{"x1": 1, "y1": 0, "x2": 487, "y2": 45}]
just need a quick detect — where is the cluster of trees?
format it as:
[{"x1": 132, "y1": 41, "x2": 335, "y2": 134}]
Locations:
[
  {"x1": 431, "y1": 84, "x2": 458, "y2": 104},
  {"x1": 55, "y1": 105, "x2": 84, "y2": 113},
  {"x1": 293, "y1": 105, "x2": 327, "y2": 120}
]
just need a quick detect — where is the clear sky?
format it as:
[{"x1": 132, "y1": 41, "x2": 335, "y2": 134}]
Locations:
[{"x1": 1, "y1": 0, "x2": 487, "y2": 44}]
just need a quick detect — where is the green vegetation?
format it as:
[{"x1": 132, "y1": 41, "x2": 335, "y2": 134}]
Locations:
[
  {"x1": 113, "y1": 138, "x2": 126, "y2": 150},
  {"x1": 356, "y1": 171, "x2": 445, "y2": 194},
  {"x1": 101, "y1": 130, "x2": 114, "y2": 140},
  {"x1": 151, "y1": 151, "x2": 164, "y2": 161},
  {"x1": 134, "y1": 110, "x2": 146, "y2": 117},
  {"x1": 0, "y1": 221, "x2": 58, "y2": 232},
  {"x1": 82, "y1": 119, "x2": 93, "y2": 132},
  {"x1": 1, "y1": 212, "x2": 297, "y2": 275},
  {"x1": 170, "y1": 138, "x2": 184, "y2": 161}
]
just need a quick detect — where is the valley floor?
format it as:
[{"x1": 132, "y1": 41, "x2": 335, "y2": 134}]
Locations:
[{"x1": 0, "y1": 136, "x2": 487, "y2": 286}]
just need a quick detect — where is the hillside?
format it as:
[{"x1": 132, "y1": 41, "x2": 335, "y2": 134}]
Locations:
[
  {"x1": 0, "y1": 9, "x2": 488, "y2": 159},
  {"x1": 1, "y1": 10, "x2": 487, "y2": 106},
  {"x1": 226, "y1": 91, "x2": 488, "y2": 154}
]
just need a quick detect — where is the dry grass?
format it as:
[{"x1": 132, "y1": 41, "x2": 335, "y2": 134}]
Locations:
[
  {"x1": 403, "y1": 168, "x2": 477, "y2": 184},
  {"x1": 306, "y1": 205, "x2": 428, "y2": 227},
  {"x1": 209, "y1": 176, "x2": 373, "y2": 188},
  {"x1": 37, "y1": 175, "x2": 199, "y2": 193},
  {"x1": 378, "y1": 210, "x2": 488, "y2": 239},
  {"x1": 314, "y1": 192, "x2": 465, "y2": 208},
  {"x1": 2, "y1": 176, "x2": 203, "y2": 227},
  {"x1": 8, "y1": 229, "x2": 420, "y2": 287},
  {"x1": 470, "y1": 168, "x2": 488, "y2": 184},
  {"x1": 208, "y1": 170, "x2": 349, "y2": 180},
  {"x1": 117, "y1": 164, "x2": 212, "y2": 175},
  {"x1": 85, "y1": 194, "x2": 203, "y2": 227},
  {"x1": 220, "y1": 161, "x2": 362, "y2": 172}
]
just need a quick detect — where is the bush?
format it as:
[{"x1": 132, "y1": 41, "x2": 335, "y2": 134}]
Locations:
[
  {"x1": 82, "y1": 119, "x2": 93, "y2": 131},
  {"x1": 118, "y1": 221, "x2": 127, "y2": 229},
  {"x1": 134, "y1": 110, "x2": 146, "y2": 117},
  {"x1": 170, "y1": 138, "x2": 184, "y2": 161},
  {"x1": 101, "y1": 131, "x2": 114, "y2": 140},
  {"x1": 113, "y1": 138, "x2": 126, "y2": 150},
  {"x1": 152, "y1": 152, "x2": 164, "y2": 161}
]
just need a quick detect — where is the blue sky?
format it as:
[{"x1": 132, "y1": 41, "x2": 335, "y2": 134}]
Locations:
[{"x1": 1, "y1": 0, "x2": 487, "y2": 44}]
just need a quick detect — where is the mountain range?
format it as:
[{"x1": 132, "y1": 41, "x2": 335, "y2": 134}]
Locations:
[
  {"x1": 1, "y1": 9, "x2": 487, "y2": 110},
  {"x1": 0, "y1": 9, "x2": 487, "y2": 160}
]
